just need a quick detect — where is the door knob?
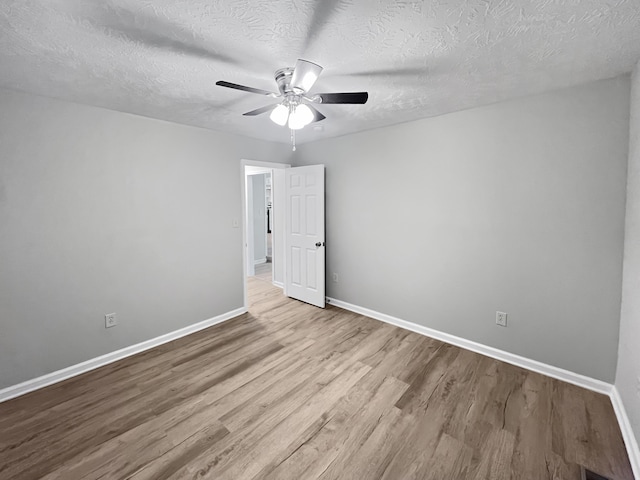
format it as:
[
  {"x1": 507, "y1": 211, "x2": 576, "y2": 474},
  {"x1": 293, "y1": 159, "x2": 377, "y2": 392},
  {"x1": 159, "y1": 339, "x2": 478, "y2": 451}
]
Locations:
[{"x1": 315, "y1": 241, "x2": 325, "y2": 247}]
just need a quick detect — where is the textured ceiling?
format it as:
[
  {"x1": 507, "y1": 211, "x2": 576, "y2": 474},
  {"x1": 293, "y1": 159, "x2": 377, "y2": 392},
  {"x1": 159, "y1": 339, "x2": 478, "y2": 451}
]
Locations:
[{"x1": 1, "y1": 0, "x2": 639, "y2": 144}]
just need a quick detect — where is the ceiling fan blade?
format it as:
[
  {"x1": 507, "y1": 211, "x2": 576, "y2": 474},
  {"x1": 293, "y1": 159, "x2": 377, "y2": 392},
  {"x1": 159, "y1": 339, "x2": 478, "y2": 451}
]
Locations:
[
  {"x1": 307, "y1": 104, "x2": 326, "y2": 123},
  {"x1": 315, "y1": 92, "x2": 368, "y2": 104},
  {"x1": 290, "y1": 59, "x2": 323, "y2": 93},
  {"x1": 216, "y1": 81, "x2": 277, "y2": 96},
  {"x1": 243, "y1": 104, "x2": 279, "y2": 116}
]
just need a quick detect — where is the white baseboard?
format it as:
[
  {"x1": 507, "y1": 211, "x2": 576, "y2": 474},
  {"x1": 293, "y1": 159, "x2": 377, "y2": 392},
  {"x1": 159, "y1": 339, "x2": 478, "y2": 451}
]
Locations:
[
  {"x1": 254, "y1": 258, "x2": 267, "y2": 265},
  {"x1": 0, "y1": 307, "x2": 246, "y2": 404},
  {"x1": 611, "y1": 387, "x2": 640, "y2": 478},
  {"x1": 273, "y1": 280, "x2": 284, "y2": 289},
  {"x1": 326, "y1": 297, "x2": 612, "y2": 395}
]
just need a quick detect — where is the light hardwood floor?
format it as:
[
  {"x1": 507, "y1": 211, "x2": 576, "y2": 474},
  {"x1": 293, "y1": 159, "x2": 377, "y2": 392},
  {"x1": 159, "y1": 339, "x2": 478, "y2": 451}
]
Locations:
[{"x1": 0, "y1": 277, "x2": 634, "y2": 479}]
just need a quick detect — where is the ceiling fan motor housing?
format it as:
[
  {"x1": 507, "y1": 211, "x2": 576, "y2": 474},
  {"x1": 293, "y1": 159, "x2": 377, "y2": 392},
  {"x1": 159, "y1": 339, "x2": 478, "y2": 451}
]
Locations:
[{"x1": 275, "y1": 67, "x2": 295, "y2": 95}]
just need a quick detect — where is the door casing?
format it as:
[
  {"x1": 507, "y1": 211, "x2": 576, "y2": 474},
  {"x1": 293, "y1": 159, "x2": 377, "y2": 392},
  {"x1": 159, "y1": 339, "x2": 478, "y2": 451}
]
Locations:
[{"x1": 241, "y1": 159, "x2": 290, "y2": 309}]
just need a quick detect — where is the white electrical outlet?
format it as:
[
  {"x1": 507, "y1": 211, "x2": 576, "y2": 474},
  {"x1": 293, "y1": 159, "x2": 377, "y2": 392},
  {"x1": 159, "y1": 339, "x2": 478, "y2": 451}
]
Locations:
[
  {"x1": 105, "y1": 313, "x2": 117, "y2": 328},
  {"x1": 332, "y1": 273, "x2": 339, "y2": 283},
  {"x1": 496, "y1": 311, "x2": 507, "y2": 327}
]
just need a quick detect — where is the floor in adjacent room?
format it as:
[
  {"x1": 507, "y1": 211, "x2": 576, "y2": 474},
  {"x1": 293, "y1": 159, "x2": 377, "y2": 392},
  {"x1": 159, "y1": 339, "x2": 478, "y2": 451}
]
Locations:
[
  {"x1": 254, "y1": 260, "x2": 272, "y2": 282},
  {"x1": 0, "y1": 277, "x2": 634, "y2": 480}
]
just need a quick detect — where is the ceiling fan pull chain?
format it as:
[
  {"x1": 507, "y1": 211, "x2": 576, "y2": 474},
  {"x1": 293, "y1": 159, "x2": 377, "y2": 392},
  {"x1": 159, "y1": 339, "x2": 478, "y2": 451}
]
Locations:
[{"x1": 291, "y1": 128, "x2": 296, "y2": 151}]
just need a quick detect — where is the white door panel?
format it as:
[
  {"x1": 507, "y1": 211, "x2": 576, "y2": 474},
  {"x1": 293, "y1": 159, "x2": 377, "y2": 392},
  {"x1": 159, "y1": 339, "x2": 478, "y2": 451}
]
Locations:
[{"x1": 285, "y1": 165, "x2": 325, "y2": 308}]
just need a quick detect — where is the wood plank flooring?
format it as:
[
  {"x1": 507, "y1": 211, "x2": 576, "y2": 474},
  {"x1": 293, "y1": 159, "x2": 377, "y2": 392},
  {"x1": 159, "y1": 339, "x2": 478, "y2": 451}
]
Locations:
[{"x1": 0, "y1": 277, "x2": 634, "y2": 479}]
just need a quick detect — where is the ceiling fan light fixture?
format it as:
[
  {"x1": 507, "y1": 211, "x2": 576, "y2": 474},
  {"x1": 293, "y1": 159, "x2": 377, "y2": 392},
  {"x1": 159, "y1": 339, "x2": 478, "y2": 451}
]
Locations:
[
  {"x1": 269, "y1": 104, "x2": 289, "y2": 126},
  {"x1": 288, "y1": 104, "x2": 314, "y2": 130}
]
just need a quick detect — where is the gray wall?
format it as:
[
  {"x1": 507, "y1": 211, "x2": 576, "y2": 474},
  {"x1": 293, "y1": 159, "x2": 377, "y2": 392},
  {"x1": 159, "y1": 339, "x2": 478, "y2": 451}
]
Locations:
[
  {"x1": 294, "y1": 76, "x2": 630, "y2": 382},
  {"x1": 251, "y1": 174, "x2": 267, "y2": 263},
  {"x1": 0, "y1": 88, "x2": 288, "y2": 389},
  {"x1": 617, "y1": 62, "x2": 640, "y2": 449}
]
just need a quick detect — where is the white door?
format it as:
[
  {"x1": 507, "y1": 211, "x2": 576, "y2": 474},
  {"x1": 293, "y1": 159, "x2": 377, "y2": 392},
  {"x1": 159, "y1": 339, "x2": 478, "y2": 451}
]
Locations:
[{"x1": 285, "y1": 165, "x2": 325, "y2": 308}]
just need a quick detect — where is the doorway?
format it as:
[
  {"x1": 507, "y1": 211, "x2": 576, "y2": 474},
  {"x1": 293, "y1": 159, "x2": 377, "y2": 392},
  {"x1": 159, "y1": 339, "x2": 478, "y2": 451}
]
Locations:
[{"x1": 241, "y1": 160, "x2": 289, "y2": 309}]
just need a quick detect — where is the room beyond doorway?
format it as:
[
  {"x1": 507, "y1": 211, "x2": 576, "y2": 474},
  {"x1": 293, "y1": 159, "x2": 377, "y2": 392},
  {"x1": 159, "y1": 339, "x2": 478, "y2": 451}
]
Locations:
[
  {"x1": 241, "y1": 159, "x2": 289, "y2": 309},
  {"x1": 246, "y1": 170, "x2": 271, "y2": 278},
  {"x1": 253, "y1": 228, "x2": 273, "y2": 283},
  {"x1": 254, "y1": 259, "x2": 272, "y2": 282}
]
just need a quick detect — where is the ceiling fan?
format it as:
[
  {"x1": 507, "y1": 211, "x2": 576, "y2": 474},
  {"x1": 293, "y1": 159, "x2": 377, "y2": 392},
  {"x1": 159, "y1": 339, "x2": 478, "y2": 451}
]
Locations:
[{"x1": 216, "y1": 59, "x2": 368, "y2": 148}]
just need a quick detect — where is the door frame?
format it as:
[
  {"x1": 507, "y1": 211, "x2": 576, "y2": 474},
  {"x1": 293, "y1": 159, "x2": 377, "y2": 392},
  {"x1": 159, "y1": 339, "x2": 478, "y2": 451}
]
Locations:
[{"x1": 241, "y1": 159, "x2": 290, "y2": 310}]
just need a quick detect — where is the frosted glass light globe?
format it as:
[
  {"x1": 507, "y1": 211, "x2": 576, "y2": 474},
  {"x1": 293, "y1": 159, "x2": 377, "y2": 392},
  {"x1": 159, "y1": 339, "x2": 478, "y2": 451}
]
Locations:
[{"x1": 269, "y1": 104, "x2": 289, "y2": 126}]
